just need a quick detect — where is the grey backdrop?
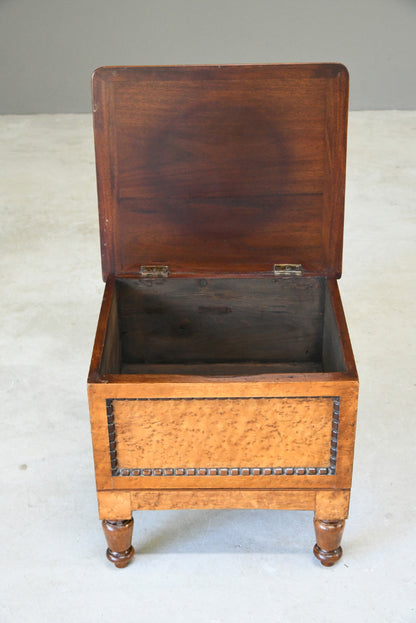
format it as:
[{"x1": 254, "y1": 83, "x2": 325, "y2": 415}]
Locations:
[{"x1": 0, "y1": 0, "x2": 415, "y2": 113}]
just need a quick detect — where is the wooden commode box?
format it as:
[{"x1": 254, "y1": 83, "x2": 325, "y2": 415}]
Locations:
[{"x1": 88, "y1": 64, "x2": 358, "y2": 567}]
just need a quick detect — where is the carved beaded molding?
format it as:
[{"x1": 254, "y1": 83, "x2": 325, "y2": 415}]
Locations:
[{"x1": 106, "y1": 396, "x2": 340, "y2": 477}]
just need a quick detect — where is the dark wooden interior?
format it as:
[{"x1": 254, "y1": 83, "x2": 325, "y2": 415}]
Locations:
[
  {"x1": 99, "y1": 276, "x2": 346, "y2": 376},
  {"x1": 93, "y1": 64, "x2": 350, "y2": 379}
]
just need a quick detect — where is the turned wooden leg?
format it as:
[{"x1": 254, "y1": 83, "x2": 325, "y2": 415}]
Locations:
[
  {"x1": 102, "y1": 517, "x2": 135, "y2": 568},
  {"x1": 313, "y1": 518, "x2": 345, "y2": 567}
]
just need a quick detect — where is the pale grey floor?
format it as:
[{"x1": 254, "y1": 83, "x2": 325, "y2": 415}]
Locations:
[{"x1": 0, "y1": 112, "x2": 415, "y2": 622}]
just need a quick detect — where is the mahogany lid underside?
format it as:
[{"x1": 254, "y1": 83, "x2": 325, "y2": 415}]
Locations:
[{"x1": 92, "y1": 64, "x2": 348, "y2": 279}]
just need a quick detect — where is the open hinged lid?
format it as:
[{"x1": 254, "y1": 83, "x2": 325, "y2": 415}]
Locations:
[{"x1": 92, "y1": 64, "x2": 348, "y2": 280}]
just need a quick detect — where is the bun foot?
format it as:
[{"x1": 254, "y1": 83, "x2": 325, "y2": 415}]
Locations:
[
  {"x1": 313, "y1": 518, "x2": 345, "y2": 567},
  {"x1": 106, "y1": 545, "x2": 135, "y2": 568},
  {"x1": 102, "y1": 518, "x2": 135, "y2": 568},
  {"x1": 313, "y1": 543, "x2": 343, "y2": 567}
]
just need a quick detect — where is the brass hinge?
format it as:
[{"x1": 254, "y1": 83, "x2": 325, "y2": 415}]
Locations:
[
  {"x1": 273, "y1": 264, "x2": 303, "y2": 276},
  {"x1": 139, "y1": 265, "x2": 169, "y2": 278}
]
